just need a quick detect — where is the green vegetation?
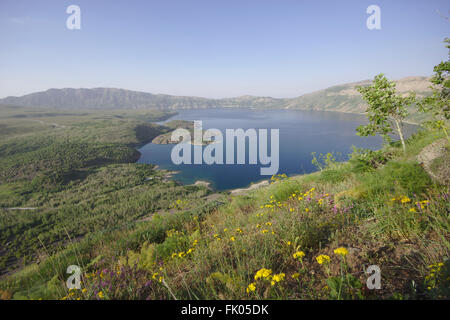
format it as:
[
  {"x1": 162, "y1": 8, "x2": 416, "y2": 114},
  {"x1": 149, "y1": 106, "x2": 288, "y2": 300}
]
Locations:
[
  {"x1": 418, "y1": 38, "x2": 450, "y2": 140},
  {"x1": 0, "y1": 107, "x2": 218, "y2": 285},
  {"x1": 0, "y1": 107, "x2": 447, "y2": 300},
  {"x1": 0, "y1": 40, "x2": 448, "y2": 300},
  {"x1": 356, "y1": 74, "x2": 416, "y2": 153}
]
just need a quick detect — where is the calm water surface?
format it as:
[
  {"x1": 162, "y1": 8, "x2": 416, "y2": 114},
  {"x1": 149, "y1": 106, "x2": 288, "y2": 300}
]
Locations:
[{"x1": 138, "y1": 109, "x2": 416, "y2": 190}]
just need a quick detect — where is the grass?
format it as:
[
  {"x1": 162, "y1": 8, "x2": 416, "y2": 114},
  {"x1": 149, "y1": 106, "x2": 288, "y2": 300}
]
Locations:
[
  {"x1": 52, "y1": 135, "x2": 448, "y2": 299},
  {"x1": 0, "y1": 105, "x2": 448, "y2": 300},
  {"x1": 0, "y1": 107, "x2": 217, "y2": 289}
]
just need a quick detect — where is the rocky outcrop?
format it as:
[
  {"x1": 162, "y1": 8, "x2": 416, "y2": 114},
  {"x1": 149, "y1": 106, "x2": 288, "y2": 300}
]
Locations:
[{"x1": 417, "y1": 138, "x2": 449, "y2": 185}]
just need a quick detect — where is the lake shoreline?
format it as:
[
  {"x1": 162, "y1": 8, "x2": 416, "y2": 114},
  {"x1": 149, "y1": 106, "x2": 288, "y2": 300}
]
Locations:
[
  {"x1": 136, "y1": 108, "x2": 418, "y2": 192},
  {"x1": 229, "y1": 179, "x2": 270, "y2": 195}
]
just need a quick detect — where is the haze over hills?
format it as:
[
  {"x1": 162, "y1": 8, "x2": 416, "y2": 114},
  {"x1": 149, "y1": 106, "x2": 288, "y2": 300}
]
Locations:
[{"x1": 0, "y1": 76, "x2": 431, "y2": 116}]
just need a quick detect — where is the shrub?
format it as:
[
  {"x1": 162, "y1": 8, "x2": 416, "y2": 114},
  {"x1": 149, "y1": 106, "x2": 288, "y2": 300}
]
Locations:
[{"x1": 359, "y1": 161, "x2": 432, "y2": 198}]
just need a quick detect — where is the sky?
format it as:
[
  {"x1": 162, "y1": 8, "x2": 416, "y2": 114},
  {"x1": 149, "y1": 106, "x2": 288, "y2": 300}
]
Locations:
[{"x1": 0, "y1": 0, "x2": 449, "y2": 99}]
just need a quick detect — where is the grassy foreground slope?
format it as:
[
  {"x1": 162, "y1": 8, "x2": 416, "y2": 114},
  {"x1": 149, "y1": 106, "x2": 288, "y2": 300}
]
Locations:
[
  {"x1": 2, "y1": 127, "x2": 447, "y2": 300},
  {"x1": 102, "y1": 130, "x2": 447, "y2": 300},
  {"x1": 0, "y1": 107, "x2": 219, "y2": 289},
  {"x1": 104, "y1": 130, "x2": 448, "y2": 300}
]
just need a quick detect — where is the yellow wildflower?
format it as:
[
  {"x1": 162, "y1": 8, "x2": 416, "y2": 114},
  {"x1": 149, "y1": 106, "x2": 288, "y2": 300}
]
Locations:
[
  {"x1": 246, "y1": 283, "x2": 256, "y2": 293},
  {"x1": 270, "y1": 273, "x2": 285, "y2": 286},
  {"x1": 401, "y1": 196, "x2": 411, "y2": 204},
  {"x1": 333, "y1": 247, "x2": 348, "y2": 257},
  {"x1": 316, "y1": 254, "x2": 331, "y2": 265},
  {"x1": 292, "y1": 273, "x2": 300, "y2": 279},
  {"x1": 293, "y1": 251, "x2": 305, "y2": 259},
  {"x1": 254, "y1": 268, "x2": 272, "y2": 280}
]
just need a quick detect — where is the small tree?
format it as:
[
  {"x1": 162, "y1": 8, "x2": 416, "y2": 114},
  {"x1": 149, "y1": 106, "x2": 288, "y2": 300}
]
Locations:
[
  {"x1": 418, "y1": 38, "x2": 450, "y2": 140},
  {"x1": 356, "y1": 74, "x2": 416, "y2": 153}
]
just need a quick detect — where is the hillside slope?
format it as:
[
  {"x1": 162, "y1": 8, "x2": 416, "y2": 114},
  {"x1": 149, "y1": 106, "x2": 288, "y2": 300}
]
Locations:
[
  {"x1": 283, "y1": 76, "x2": 431, "y2": 113},
  {"x1": 0, "y1": 77, "x2": 431, "y2": 118},
  {"x1": 1, "y1": 127, "x2": 447, "y2": 300}
]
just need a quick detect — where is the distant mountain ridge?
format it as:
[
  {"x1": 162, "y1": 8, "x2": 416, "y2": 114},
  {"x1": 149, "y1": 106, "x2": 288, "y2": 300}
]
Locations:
[
  {"x1": 0, "y1": 76, "x2": 431, "y2": 116},
  {"x1": 283, "y1": 76, "x2": 431, "y2": 114}
]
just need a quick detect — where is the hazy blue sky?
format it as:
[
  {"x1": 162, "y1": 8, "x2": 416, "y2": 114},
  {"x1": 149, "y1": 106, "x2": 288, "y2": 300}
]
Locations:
[{"x1": 0, "y1": 0, "x2": 448, "y2": 98}]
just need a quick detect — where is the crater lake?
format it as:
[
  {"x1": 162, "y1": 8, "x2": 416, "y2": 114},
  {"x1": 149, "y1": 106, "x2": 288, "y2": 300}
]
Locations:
[{"x1": 137, "y1": 108, "x2": 416, "y2": 190}]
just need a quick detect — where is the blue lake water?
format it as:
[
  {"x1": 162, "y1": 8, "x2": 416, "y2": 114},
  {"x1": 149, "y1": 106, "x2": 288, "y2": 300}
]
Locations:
[{"x1": 137, "y1": 108, "x2": 416, "y2": 191}]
